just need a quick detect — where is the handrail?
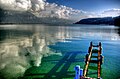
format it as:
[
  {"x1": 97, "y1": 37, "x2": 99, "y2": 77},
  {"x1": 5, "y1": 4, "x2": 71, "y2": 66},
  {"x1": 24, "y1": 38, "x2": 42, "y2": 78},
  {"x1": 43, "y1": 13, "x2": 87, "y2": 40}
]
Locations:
[
  {"x1": 83, "y1": 43, "x2": 93, "y2": 77},
  {"x1": 97, "y1": 42, "x2": 102, "y2": 78}
]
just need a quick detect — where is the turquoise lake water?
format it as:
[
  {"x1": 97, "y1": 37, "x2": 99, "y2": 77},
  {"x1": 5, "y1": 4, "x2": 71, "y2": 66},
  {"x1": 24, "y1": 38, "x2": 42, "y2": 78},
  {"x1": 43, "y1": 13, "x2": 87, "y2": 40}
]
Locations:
[{"x1": 0, "y1": 24, "x2": 120, "y2": 79}]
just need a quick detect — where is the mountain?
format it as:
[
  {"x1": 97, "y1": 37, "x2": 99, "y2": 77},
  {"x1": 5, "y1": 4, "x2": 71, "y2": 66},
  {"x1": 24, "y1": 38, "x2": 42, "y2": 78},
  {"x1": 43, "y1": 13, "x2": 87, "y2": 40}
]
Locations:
[
  {"x1": 75, "y1": 16, "x2": 120, "y2": 26},
  {"x1": 114, "y1": 16, "x2": 120, "y2": 26},
  {"x1": 75, "y1": 17, "x2": 114, "y2": 25},
  {"x1": 0, "y1": 8, "x2": 73, "y2": 25}
]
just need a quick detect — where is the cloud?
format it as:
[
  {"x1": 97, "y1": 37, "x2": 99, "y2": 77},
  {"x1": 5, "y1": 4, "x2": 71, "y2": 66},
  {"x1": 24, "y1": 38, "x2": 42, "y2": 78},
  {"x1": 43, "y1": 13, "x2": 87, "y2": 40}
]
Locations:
[
  {"x1": 75, "y1": 8, "x2": 120, "y2": 20},
  {"x1": 30, "y1": 0, "x2": 45, "y2": 11},
  {"x1": 0, "y1": 0, "x2": 80, "y2": 21},
  {"x1": 1, "y1": 0, "x2": 120, "y2": 23},
  {"x1": 0, "y1": 0, "x2": 45, "y2": 11},
  {"x1": 34, "y1": 2, "x2": 80, "y2": 20},
  {"x1": 100, "y1": 8, "x2": 120, "y2": 17}
]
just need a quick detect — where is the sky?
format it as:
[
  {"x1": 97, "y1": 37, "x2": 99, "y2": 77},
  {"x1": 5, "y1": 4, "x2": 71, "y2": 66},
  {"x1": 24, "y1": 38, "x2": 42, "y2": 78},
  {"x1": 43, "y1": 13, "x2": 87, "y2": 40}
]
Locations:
[
  {"x1": 0, "y1": 0, "x2": 120, "y2": 22},
  {"x1": 47, "y1": 0, "x2": 120, "y2": 13}
]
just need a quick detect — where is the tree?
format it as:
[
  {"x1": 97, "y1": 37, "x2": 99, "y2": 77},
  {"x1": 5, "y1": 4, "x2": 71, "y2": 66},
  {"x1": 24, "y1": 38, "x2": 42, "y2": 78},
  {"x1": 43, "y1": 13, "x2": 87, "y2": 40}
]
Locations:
[{"x1": 114, "y1": 16, "x2": 120, "y2": 26}]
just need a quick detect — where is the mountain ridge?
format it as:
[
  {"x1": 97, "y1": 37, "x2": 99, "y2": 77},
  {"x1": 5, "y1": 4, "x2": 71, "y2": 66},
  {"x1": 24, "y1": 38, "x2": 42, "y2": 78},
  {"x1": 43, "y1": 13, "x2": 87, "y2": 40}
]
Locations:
[
  {"x1": 75, "y1": 16, "x2": 120, "y2": 26},
  {"x1": 0, "y1": 8, "x2": 73, "y2": 25}
]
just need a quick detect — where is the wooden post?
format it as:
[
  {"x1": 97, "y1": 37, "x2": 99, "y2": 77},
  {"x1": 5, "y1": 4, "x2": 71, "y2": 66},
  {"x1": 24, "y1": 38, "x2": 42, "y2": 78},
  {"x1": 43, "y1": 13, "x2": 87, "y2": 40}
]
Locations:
[
  {"x1": 98, "y1": 42, "x2": 102, "y2": 78},
  {"x1": 83, "y1": 42, "x2": 93, "y2": 78},
  {"x1": 90, "y1": 41, "x2": 92, "y2": 47}
]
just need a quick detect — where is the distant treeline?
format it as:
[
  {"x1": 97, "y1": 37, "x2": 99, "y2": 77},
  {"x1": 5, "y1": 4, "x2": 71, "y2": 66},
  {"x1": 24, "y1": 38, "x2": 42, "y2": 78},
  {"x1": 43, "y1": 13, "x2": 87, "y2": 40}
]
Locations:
[{"x1": 75, "y1": 16, "x2": 120, "y2": 26}]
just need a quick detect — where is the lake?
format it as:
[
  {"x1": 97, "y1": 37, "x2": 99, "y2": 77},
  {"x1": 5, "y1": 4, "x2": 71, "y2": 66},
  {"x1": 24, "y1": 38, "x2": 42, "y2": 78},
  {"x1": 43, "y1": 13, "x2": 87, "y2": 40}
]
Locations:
[{"x1": 0, "y1": 24, "x2": 120, "y2": 79}]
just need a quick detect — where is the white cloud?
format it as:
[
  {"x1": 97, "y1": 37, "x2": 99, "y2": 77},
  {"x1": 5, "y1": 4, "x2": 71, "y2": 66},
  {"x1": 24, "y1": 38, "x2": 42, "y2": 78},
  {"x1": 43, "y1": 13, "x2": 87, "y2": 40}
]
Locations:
[
  {"x1": 75, "y1": 8, "x2": 120, "y2": 20},
  {"x1": 100, "y1": 8, "x2": 120, "y2": 17},
  {"x1": 30, "y1": 0, "x2": 45, "y2": 11},
  {"x1": 0, "y1": 0, "x2": 80, "y2": 20},
  {"x1": 36, "y1": 2, "x2": 80, "y2": 19},
  {"x1": 0, "y1": 0, "x2": 45, "y2": 11}
]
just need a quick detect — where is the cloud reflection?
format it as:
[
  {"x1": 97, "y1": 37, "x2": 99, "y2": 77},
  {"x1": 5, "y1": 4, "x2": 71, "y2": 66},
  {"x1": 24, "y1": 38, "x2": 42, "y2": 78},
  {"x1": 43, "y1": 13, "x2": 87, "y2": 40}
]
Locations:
[{"x1": 0, "y1": 33, "x2": 62, "y2": 79}]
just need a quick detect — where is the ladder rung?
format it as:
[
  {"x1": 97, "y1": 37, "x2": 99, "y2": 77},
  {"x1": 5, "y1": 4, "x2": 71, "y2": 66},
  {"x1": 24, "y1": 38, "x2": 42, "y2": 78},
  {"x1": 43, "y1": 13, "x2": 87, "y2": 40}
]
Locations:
[
  {"x1": 92, "y1": 49, "x2": 98, "y2": 53},
  {"x1": 92, "y1": 45, "x2": 99, "y2": 47},
  {"x1": 92, "y1": 56, "x2": 98, "y2": 58},
  {"x1": 90, "y1": 60, "x2": 98, "y2": 63}
]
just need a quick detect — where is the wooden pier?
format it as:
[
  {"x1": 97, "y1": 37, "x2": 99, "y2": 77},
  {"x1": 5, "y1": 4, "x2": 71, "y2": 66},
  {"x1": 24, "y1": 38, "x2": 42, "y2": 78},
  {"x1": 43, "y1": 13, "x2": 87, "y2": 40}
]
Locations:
[{"x1": 83, "y1": 42, "x2": 103, "y2": 79}]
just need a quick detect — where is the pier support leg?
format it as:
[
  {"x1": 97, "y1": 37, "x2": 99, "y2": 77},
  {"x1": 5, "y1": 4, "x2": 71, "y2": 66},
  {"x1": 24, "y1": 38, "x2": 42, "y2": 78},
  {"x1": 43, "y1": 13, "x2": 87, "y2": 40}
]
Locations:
[{"x1": 74, "y1": 65, "x2": 80, "y2": 79}]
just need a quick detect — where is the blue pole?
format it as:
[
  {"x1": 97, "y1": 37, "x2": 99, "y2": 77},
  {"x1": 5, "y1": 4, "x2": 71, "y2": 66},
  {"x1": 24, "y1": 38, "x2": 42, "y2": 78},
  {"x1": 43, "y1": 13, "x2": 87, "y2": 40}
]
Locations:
[{"x1": 74, "y1": 65, "x2": 80, "y2": 79}]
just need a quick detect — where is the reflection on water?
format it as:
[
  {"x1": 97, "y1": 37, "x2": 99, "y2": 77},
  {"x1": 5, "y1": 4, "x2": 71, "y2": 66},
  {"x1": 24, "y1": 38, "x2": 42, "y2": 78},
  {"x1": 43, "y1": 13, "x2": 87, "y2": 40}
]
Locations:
[
  {"x1": 118, "y1": 27, "x2": 120, "y2": 36},
  {"x1": 0, "y1": 25, "x2": 63, "y2": 79},
  {"x1": 0, "y1": 24, "x2": 120, "y2": 42},
  {"x1": 0, "y1": 24, "x2": 120, "y2": 79}
]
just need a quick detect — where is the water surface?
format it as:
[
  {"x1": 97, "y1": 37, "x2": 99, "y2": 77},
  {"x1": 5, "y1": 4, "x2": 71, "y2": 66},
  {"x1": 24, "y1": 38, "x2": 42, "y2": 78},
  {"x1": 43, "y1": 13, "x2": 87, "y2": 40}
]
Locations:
[{"x1": 0, "y1": 24, "x2": 120, "y2": 79}]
